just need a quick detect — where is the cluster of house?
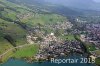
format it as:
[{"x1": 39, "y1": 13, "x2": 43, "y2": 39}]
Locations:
[
  {"x1": 25, "y1": 21, "x2": 85, "y2": 60},
  {"x1": 46, "y1": 21, "x2": 73, "y2": 30},
  {"x1": 17, "y1": 12, "x2": 33, "y2": 19},
  {"x1": 35, "y1": 33, "x2": 83, "y2": 60},
  {"x1": 79, "y1": 24, "x2": 100, "y2": 58},
  {"x1": 40, "y1": 33, "x2": 62, "y2": 48},
  {"x1": 26, "y1": 34, "x2": 38, "y2": 44},
  {"x1": 76, "y1": 18, "x2": 87, "y2": 23},
  {"x1": 86, "y1": 24, "x2": 100, "y2": 49}
]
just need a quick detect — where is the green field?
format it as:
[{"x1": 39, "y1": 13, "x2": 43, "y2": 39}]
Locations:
[
  {"x1": 1, "y1": 49, "x2": 14, "y2": 63},
  {"x1": 0, "y1": 37, "x2": 13, "y2": 54},
  {"x1": 95, "y1": 58, "x2": 100, "y2": 66},
  {"x1": 65, "y1": 34, "x2": 75, "y2": 40},
  {"x1": 0, "y1": 18, "x2": 27, "y2": 54},
  {"x1": 85, "y1": 43, "x2": 96, "y2": 51},
  {"x1": 12, "y1": 44, "x2": 39, "y2": 58},
  {"x1": 21, "y1": 14, "x2": 67, "y2": 25},
  {"x1": 60, "y1": 34, "x2": 75, "y2": 40},
  {"x1": 0, "y1": 44, "x2": 39, "y2": 63}
]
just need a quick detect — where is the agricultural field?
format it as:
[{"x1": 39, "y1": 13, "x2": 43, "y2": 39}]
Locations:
[
  {"x1": 0, "y1": 37, "x2": 13, "y2": 54},
  {"x1": 20, "y1": 13, "x2": 67, "y2": 26},
  {"x1": 0, "y1": 44, "x2": 39, "y2": 62},
  {"x1": 12, "y1": 44, "x2": 39, "y2": 58}
]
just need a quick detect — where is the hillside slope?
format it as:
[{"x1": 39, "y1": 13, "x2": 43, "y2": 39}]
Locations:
[
  {"x1": 45, "y1": 0, "x2": 100, "y2": 11},
  {"x1": 0, "y1": 0, "x2": 69, "y2": 54}
]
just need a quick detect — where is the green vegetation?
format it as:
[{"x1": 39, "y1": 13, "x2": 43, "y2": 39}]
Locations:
[
  {"x1": 0, "y1": 18, "x2": 27, "y2": 54},
  {"x1": 0, "y1": 0, "x2": 68, "y2": 57},
  {"x1": 1, "y1": 50, "x2": 14, "y2": 63},
  {"x1": 20, "y1": 14, "x2": 67, "y2": 26},
  {"x1": 0, "y1": 0, "x2": 99, "y2": 65},
  {"x1": 74, "y1": 35, "x2": 88, "y2": 53},
  {"x1": 12, "y1": 44, "x2": 39, "y2": 58},
  {"x1": 75, "y1": 35, "x2": 96, "y2": 52},
  {"x1": 0, "y1": 37, "x2": 13, "y2": 54},
  {"x1": 85, "y1": 43, "x2": 96, "y2": 52},
  {"x1": 0, "y1": 44, "x2": 39, "y2": 63},
  {"x1": 60, "y1": 34, "x2": 75, "y2": 40},
  {"x1": 65, "y1": 34, "x2": 75, "y2": 40},
  {"x1": 0, "y1": 0, "x2": 69, "y2": 64},
  {"x1": 95, "y1": 58, "x2": 100, "y2": 66},
  {"x1": 95, "y1": 50, "x2": 100, "y2": 55}
]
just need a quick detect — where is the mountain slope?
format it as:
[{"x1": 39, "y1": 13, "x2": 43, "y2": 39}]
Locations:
[
  {"x1": 45, "y1": 0, "x2": 100, "y2": 11},
  {"x1": 0, "y1": 0, "x2": 70, "y2": 54},
  {"x1": 7, "y1": 0, "x2": 82, "y2": 16},
  {"x1": 7, "y1": 0, "x2": 100, "y2": 16}
]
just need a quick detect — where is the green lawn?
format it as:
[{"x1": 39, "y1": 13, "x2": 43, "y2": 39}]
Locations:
[
  {"x1": 12, "y1": 44, "x2": 39, "y2": 58},
  {"x1": 0, "y1": 44, "x2": 39, "y2": 63},
  {"x1": 85, "y1": 43, "x2": 96, "y2": 51},
  {"x1": 60, "y1": 34, "x2": 75, "y2": 40},
  {"x1": 65, "y1": 34, "x2": 75, "y2": 40}
]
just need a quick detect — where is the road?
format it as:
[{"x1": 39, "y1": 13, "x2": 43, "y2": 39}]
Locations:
[{"x1": 0, "y1": 43, "x2": 34, "y2": 58}]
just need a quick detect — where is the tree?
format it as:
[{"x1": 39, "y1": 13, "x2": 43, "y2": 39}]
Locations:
[{"x1": 4, "y1": 35, "x2": 16, "y2": 47}]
